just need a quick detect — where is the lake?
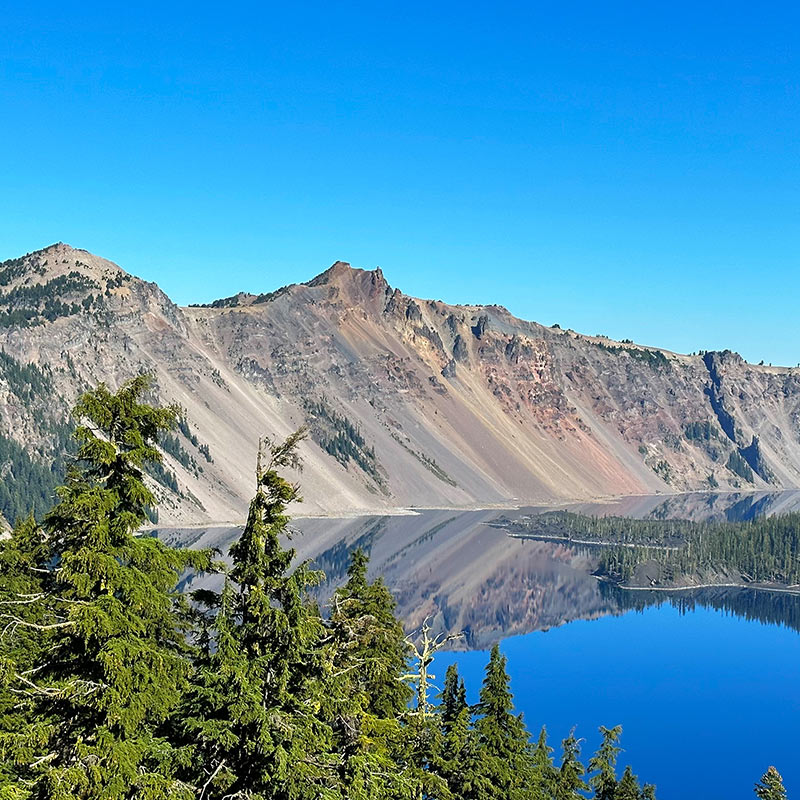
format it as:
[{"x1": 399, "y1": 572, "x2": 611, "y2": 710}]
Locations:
[
  {"x1": 434, "y1": 593, "x2": 800, "y2": 800},
  {"x1": 164, "y1": 489, "x2": 800, "y2": 799}
]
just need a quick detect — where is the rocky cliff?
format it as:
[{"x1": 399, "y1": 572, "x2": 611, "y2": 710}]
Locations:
[{"x1": 2, "y1": 243, "x2": 800, "y2": 524}]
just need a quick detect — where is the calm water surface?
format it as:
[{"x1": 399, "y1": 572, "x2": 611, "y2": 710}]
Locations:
[
  {"x1": 434, "y1": 596, "x2": 800, "y2": 800},
  {"x1": 167, "y1": 490, "x2": 800, "y2": 799}
]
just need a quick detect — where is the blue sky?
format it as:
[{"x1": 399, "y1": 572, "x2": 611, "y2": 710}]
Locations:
[{"x1": 1, "y1": 1, "x2": 798, "y2": 364}]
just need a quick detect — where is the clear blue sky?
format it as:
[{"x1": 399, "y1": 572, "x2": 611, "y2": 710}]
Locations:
[{"x1": 1, "y1": 1, "x2": 798, "y2": 364}]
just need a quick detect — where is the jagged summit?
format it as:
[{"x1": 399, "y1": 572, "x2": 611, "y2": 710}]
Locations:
[
  {"x1": 303, "y1": 261, "x2": 391, "y2": 304},
  {"x1": 3, "y1": 242, "x2": 800, "y2": 526},
  {"x1": 304, "y1": 260, "x2": 354, "y2": 286},
  {"x1": 188, "y1": 261, "x2": 392, "y2": 311}
]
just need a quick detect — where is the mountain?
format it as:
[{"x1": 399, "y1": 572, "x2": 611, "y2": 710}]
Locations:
[{"x1": 2, "y1": 242, "x2": 800, "y2": 525}]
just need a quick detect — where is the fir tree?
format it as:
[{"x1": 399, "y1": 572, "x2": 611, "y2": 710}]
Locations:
[
  {"x1": 469, "y1": 644, "x2": 534, "y2": 800},
  {"x1": 588, "y1": 725, "x2": 622, "y2": 800},
  {"x1": 437, "y1": 663, "x2": 472, "y2": 797},
  {"x1": 325, "y1": 549, "x2": 414, "y2": 799},
  {"x1": 530, "y1": 726, "x2": 559, "y2": 800},
  {"x1": 555, "y1": 730, "x2": 587, "y2": 800},
  {"x1": 640, "y1": 783, "x2": 657, "y2": 800},
  {"x1": 181, "y1": 428, "x2": 337, "y2": 799},
  {"x1": 1, "y1": 375, "x2": 211, "y2": 798},
  {"x1": 439, "y1": 664, "x2": 467, "y2": 739},
  {"x1": 614, "y1": 765, "x2": 642, "y2": 800},
  {"x1": 755, "y1": 767, "x2": 788, "y2": 800},
  {"x1": 329, "y1": 548, "x2": 411, "y2": 718},
  {"x1": 439, "y1": 689, "x2": 473, "y2": 800},
  {"x1": 0, "y1": 515, "x2": 53, "y2": 792},
  {"x1": 402, "y1": 622, "x2": 461, "y2": 800}
]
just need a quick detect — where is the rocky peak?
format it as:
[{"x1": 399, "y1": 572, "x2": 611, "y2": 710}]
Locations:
[{"x1": 304, "y1": 260, "x2": 391, "y2": 306}]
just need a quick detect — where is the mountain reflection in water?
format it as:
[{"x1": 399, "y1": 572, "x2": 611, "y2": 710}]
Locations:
[{"x1": 168, "y1": 490, "x2": 800, "y2": 648}]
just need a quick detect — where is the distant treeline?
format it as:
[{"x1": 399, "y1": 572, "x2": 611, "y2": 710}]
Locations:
[
  {"x1": 601, "y1": 582, "x2": 800, "y2": 636},
  {"x1": 501, "y1": 511, "x2": 800, "y2": 587}
]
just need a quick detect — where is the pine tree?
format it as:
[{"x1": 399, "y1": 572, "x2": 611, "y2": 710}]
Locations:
[
  {"x1": 439, "y1": 664, "x2": 467, "y2": 736},
  {"x1": 640, "y1": 783, "x2": 657, "y2": 800},
  {"x1": 469, "y1": 644, "x2": 534, "y2": 800},
  {"x1": 402, "y1": 622, "x2": 463, "y2": 800},
  {"x1": 755, "y1": 767, "x2": 788, "y2": 800},
  {"x1": 0, "y1": 515, "x2": 53, "y2": 792},
  {"x1": 1, "y1": 375, "x2": 211, "y2": 798},
  {"x1": 181, "y1": 428, "x2": 338, "y2": 799},
  {"x1": 614, "y1": 765, "x2": 642, "y2": 800},
  {"x1": 439, "y1": 693, "x2": 473, "y2": 800},
  {"x1": 530, "y1": 726, "x2": 559, "y2": 800},
  {"x1": 555, "y1": 730, "x2": 587, "y2": 800},
  {"x1": 325, "y1": 548, "x2": 414, "y2": 799},
  {"x1": 329, "y1": 548, "x2": 411, "y2": 718},
  {"x1": 588, "y1": 725, "x2": 622, "y2": 800}
]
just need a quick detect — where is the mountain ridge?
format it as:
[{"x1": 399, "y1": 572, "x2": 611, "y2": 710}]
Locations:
[{"x1": 2, "y1": 242, "x2": 800, "y2": 526}]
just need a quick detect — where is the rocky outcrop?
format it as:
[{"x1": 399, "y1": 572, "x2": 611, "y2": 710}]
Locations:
[{"x1": 2, "y1": 243, "x2": 800, "y2": 525}]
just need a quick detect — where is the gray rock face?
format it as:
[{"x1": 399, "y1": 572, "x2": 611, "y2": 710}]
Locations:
[{"x1": 3, "y1": 243, "x2": 800, "y2": 525}]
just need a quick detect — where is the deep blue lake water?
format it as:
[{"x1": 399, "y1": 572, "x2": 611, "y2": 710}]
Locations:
[
  {"x1": 173, "y1": 491, "x2": 800, "y2": 799},
  {"x1": 434, "y1": 597, "x2": 800, "y2": 800}
]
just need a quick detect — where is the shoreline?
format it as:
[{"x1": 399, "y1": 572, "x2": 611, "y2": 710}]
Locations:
[
  {"x1": 597, "y1": 577, "x2": 800, "y2": 597},
  {"x1": 143, "y1": 486, "x2": 800, "y2": 531}
]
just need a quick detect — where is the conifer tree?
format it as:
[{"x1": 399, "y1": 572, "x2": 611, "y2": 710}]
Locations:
[
  {"x1": 402, "y1": 622, "x2": 461, "y2": 800},
  {"x1": 325, "y1": 548, "x2": 414, "y2": 799},
  {"x1": 0, "y1": 515, "x2": 53, "y2": 793},
  {"x1": 439, "y1": 687, "x2": 474, "y2": 800},
  {"x1": 329, "y1": 548, "x2": 411, "y2": 718},
  {"x1": 614, "y1": 765, "x2": 642, "y2": 800},
  {"x1": 530, "y1": 726, "x2": 559, "y2": 800},
  {"x1": 437, "y1": 663, "x2": 474, "y2": 797},
  {"x1": 589, "y1": 725, "x2": 622, "y2": 800},
  {"x1": 640, "y1": 783, "x2": 657, "y2": 800},
  {"x1": 555, "y1": 730, "x2": 587, "y2": 800},
  {"x1": 1, "y1": 375, "x2": 210, "y2": 798},
  {"x1": 469, "y1": 644, "x2": 534, "y2": 800},
  {"x1": 755, "y1": 767, "x2": 788, "y2": 800},
  {"x1": 439, "y1": 664, "x2": 467, "y2": 738},
  {"x1": 181, "y1": 428, "x2": 337, "y2": 799}
]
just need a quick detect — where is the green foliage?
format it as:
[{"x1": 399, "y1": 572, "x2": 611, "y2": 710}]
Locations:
[
  {"x1": 727, "y1": 449, "x2": 755, "y2": 483},
  {"x1": 556, "y1": 730, "x2": 587, "y2": 800},
  {"x1": 0, "y1": 352, "x2": 75, "y2": 525},
  {"x1": 614, "y1": 765, "x2": 642, "y2": 800},
  {"x1": 304, "y1": 399, "x2": 385, "y2": 487},
  {"x1": 180, "y1": 427, "x2": 338, "y2": 799},
  {"x1": 466, "y1": 644, "x2": 534, "y2": 799},
  {"x1": 0, "y1": 272, "x2": 99, "y2": 328},
  {"x1": 389, "y1": 432, "x2": 457, "y2": 486},
  {"x1": 684, "y1": 420, "x2": 719, "y2": 442},
  {"x1": 326, "y1": 549, "x2": 417, "y2": 798},
  {"x1": 1, "y1": 380, "x2": 782, "y2": 800},
  {"x1": 531, "y1": 726, "x2": 559, "y2": 799},
  {"x1": 188, "y1": 285, "x2": 290, "y2": 309},
  {"x1": 0, "y1": 257, "x2": 29, "y2": 286},
  {"x1": 592, "y1": 341, "x2": 670, "y2": 369},
  {"x1": 0, "y1": 430, "x2": 74, "y2": 525},
  {"x1": 651, "y1": 460, "x2": 672, "y2": 484},
  {"x1": 755, "y1": 766, "x2": 788, "y2": 800},
  {"x1": 502, "y1": 510, "x2": 800, "y2": 587},
  {"x1": 0, "y1": 375, "x2": 211, "y2": 799},
  {"x1": 589, "y1": 725, "x2": 622, "y2": 800}
]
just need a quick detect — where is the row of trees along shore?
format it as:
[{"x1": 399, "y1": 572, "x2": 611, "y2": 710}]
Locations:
[
  {"x1": 502, "y1": 511, "x2": 800, "y2": 587},
  {"x1": 0, "y1": 377, "x2": 790, "y2": 799}
]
